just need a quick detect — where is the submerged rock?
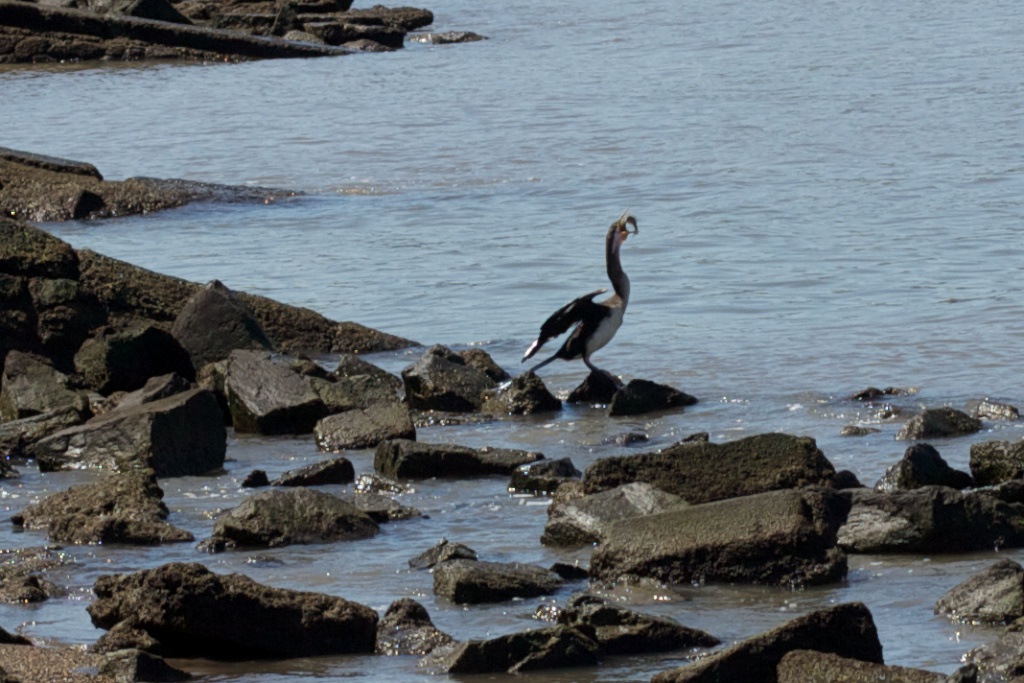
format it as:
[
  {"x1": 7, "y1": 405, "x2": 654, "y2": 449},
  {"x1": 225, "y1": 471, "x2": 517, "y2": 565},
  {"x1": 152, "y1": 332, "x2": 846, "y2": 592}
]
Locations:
[
  {"x1": 88, "y1": 562, "x2": 379, "y2": 658},
  {"x1": 935, "y1": 559, "x2": 1024, "y2": 625},
  {"x1": 542, "y1": 482, "x2": 687, "y2": 547},
  {"x1": 0, "y1": 546, "x2": 75, "y2": 604},
  {"x1": 509, "y1": 457, "x2": 581, "y2": 495},
  {"x1": 432, "y1": 559, "x2": 563, "y2": 604},
  {"x1": 375, "y1": 439, "x2": 543, "y2": 479},
  {"x1": 409, "y1": 539, "x2": 478, "y2": 569}
]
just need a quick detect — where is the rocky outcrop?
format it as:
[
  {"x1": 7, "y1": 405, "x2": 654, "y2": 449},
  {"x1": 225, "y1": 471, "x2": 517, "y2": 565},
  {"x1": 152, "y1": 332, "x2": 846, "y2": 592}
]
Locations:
[
  {"x1": 87, "y1": 562, "x2": 379, "y2": 658},
  {"x1": 27, "y1": 387, "x2": 225, "y2": 476},
  {"x1": 170, "y1": 279, "x2": 273, "y2": 369},
  {"x1": 970, "y1": 439, "x2": 1024, "y2": 486},
  {"x1": 376, "y1": 598, "x2": 455, "y2": 656},
  {"x1": 272, "y1": 457, "x2": 355, "y2": 487},
  {"x1": 590, "y1": 487, "x2": 849, "y2": 587},
  {"x1": 314, "y1": 401, "x2": 415, "y2": 451},
  {"x1": 776, "y1": 650, "x2": 946, "y2": 683},
  {"x1": 201, "y1": 487, "x2": 378, "y2": 550},
  {"x1": 432, "y1": 559, "x2": 563, "y2": 604},
  {"x1": 428, "y1": 624, "x2": 600, "y2": 674},
  {"x1": 895, "y1": 406, "x2": 982, "y2": 440},
  {"x1": 582, "y1": 433, "x2": 836, "y2": 503},
  {"x1": 481, "y1": 371, "x2": 561, "y2": 415},
  {"x1": 542, "y1": 482, "x2": 687, "y2": 547},
  {"x1": 375, "y1": 438, "x2": 543, "y2": 479},
  {"x1": 509, "y1": 457, "x2": 581, "y2": 495},
  {"x1": 650, "y1": 603, "x2": 882, "y2": 683},
  {"x1": 11, "y1": 468, "x2": 193, "y2": 545},
  {"x1": 874, "y1": 443, "x2": 973, "y2": 491},
  {"x1": 401, "y1": 345, "x2": 497, "y2": 412},
  {"x1": 934, "y1": 559, "x2": 1024, "y2": 625}
]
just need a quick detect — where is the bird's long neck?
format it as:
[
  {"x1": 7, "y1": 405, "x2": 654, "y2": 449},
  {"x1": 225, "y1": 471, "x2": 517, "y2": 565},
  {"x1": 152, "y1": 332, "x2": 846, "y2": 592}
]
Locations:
[{"x1": 606, "y1": 238, "x2": 630, "y2": 304}]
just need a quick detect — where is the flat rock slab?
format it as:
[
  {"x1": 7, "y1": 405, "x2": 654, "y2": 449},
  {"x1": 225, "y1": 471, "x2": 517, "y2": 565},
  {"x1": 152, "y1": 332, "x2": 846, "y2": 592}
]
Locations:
[
  {"x1": 429, "y1": 624, "x2": 599, "y2": 674},
  {"x1": 314, "y1": 401, "x2": 415, "y2": 451},
  {"x1": 432, "y1": 559, "x2": 563, "y2": 604},
  {"x1": 934, "y1": 559, "x2": 1024, "y2": 625},
  {"x1": 590, "y1": 487, "x2": 850, "y2": 588},
  {"x1": 583, "y1": 432, "x2": 836, "y2": 504},
  {"x1": 777, "y1": 650, "x2": 946, "y2": 683},
  {"x1": 28, "y1": 387, "x2": 225, "y2": 476},
  {"x1": 87, "y1": 562, "x2": 378, "y2": 658},
  {"x1": 375, "y1": 438, "x2": 543, "y2": 479},
  {"x1": 650, "y1": 602, "x2": 883, "y2": 683},
  {"x1": 272, "y1": 457, "x2": 355, "y2": 486},
  {"x1": 225, "y1": 350, "x2": 327, "y2": 435},
  {"x1": 896, "y1": 406, "x2": 982, "y2": 440},
  {"x1": 0, "y1": 405, "x2": 84, "y2": 460},
  {"x1": 542, "y1": 481, "x2": 687, "y2": 547}
]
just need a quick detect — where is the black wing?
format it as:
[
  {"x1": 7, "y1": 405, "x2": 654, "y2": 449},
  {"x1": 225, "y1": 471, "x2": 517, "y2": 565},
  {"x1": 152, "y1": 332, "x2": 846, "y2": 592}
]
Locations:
[{"x1": 522, "y1": 288, "x2": 606, "y2": 361}]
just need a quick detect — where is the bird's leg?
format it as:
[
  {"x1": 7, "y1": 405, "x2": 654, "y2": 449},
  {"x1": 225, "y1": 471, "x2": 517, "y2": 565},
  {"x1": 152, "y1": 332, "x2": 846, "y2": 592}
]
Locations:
[{"x1": 584, "y1": 356, "x2": 623, "y2": 388}]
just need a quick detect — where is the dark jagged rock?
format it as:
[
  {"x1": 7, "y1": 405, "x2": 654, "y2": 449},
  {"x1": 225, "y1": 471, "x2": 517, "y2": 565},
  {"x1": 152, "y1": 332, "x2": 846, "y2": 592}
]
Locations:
[
  {"x1": 11, "y1": 468, "x2": 193, "y2": 545},
  {"x1": 224, "y1": 350, "x2": 328, "y2": 435},
  {"x1": 429, "y1": 624, "x2": 600, "y2": 674},
  {"x1": 0, "y1": 546, "x2": 73, "y2": 604},
  {"x1": 608, "y1": 378, "x2": 697, "y2": 416},
  {"x1": 333, "y1": 353, "x2": 403, "y2": 388},
  {"x1": 481, "y1": 371, "x2": 561, "y2": 415},
  {"x1": 838, "y1": 483, "x2": 1024, "y2": 553},
  {"x1": 582, "y1": 432, "x2": 836, "y2": 503},
  {"x1": 971, "y1": 439, "x2": 1024, "y2": 487},
  {"x1": 203, "y1": 487, "x2": 378, "y2": 549},
  {"x1": 651, "y1": 602, "x2": 882, "y2": 683},
  {"x1": 375, "y1": 438, "x2": 543, "y2": 479},
  {"x1": 240, "y1": 469, "x2": 270, "y2": 488},
  {"x1": 272, "y1": 457, "x2": 355, "y2": 487},
  {"x1": 304, "y1": 20, "x2": 404, "y2": 48},
  {"x1": 28, "y1": 388, "x2": 225, "y2": 476},
  {"x1": 542, "y1": 482, "x2": 687, "y2": 547},
  {"x1": 401, "y1": 345, "x2": 496, "y2": 412},
  {"x1": 509, "y1": 457, "x2": 581, "y2": 495},
  {"x1": 409, "y1": 539, "x2": 477, "y2": 569},
  {"x1": 376, "y1": 598, "x2": 455, "y2": 656},
  {"x1": 87, "y1": 562, "x2": 379, "y2": 658},
  {"x1": 314, "y1": 401, "x2": 415, "y2": 451},
  {"x1": 851, "y1": 386, "x2": 906, "y2": 401},
  {"x1": 456, "y1": 348, "x2": 510, "y2": 383},
  {"x1": 170, "y1": 280, "x2": 273, "y2": 369},
  {"x1": 567, "y1": 369, "x2": 620, "y2": 404},
  {"x1": 309, "y1": 373, "x2": 402, "y2": 414},
  {"x1": 0, "y1": 626, "x2": 31, "y2": 646},
  {"x1": 557, "y1": 593, "x2": 719, "y2": 656},
  {"x1": 874, "y1": 443, "x2": 973, "y2": 491},
  {"x1": 433, "y1": 559, "x2": 563, "y2": 604},
  {"x1": 98, "y1": 648, "x2": 192, "y2": 682},
  {"x1": 834, "y1": 470, "x2": 864, "y2": 489},
  {"x1": 591, "y1": 487, "x2": 849, "y2": 588},
  {"x1": 0, "y1": 350, "x2": 88, "y2": 421},
  {"x1": 777, "y1": 650, "x2": 946, "y2": 683},
  {"x1": 91, "y1": 621, "x2": 162, "y2": 655},
  {"x1": 935, "y1": 559, "x2": 1024, "y2": 625},
  {"x1": 111, "y1": 372, "x2": 193, "y2": 411},
  {"x1": 74, "y1": 322, "x2": 195, "y2": 394},
  {"x1": 896, "y1": 406, "x2": 982, "y2": 440}
]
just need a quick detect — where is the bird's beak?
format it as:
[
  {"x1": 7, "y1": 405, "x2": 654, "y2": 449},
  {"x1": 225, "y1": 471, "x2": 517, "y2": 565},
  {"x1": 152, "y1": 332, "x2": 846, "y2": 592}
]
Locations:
[{"x1": 618, "y1": 214, "x2": 638, "y2": 239}]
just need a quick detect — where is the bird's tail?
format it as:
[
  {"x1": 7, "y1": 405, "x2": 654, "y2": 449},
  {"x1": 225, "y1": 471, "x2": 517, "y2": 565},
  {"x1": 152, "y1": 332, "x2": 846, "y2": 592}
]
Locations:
[{"x1": 521, "y1": 338, "x2": 542, "y2": 362}]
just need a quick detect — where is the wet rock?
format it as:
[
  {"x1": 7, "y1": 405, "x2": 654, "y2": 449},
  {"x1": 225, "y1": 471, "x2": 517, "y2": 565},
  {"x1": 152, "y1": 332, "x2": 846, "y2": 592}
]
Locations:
[
  {"x1": 88, "y1": 562, "x2": 378, "y2": 658},
  {"x1": 109, "y1": 0, "x2": 192, "y2": 23},
  {"x1": 11, "y1": 469, "x2": 193, "y2": 545},
  {"x1": 304, "y1": 21, "x2": 404, "y2": 49},
  {"x1": 935, "y1": 559, "x2": 1024, "y2": 625},
  {"x1": 91, "y1": 621, "x2": 162, "y2": 655},
  {"x1": 0, "y1": 626, "x2": 31, "y2": 646},
  {"x1": 346, "y1": 491, "x2": 421, "y2": 524},
  {"x1": 583, "y1": 432, "x2": 836, "y2": 504},
  {"x1": 272, "y1": 456, "x2": 355, "y2": 487},
  {"x1": 777, "y1": 650, "x2": 945, "y2": 683},
  {"x1": 0, "y1": 214, "x2": 80, "y2": 279},
  {"x1": 314, "y1": 401, "x2": 415, "y2": 451},
  {"x1": 203, "y1": 487, "x2": 378, "y2": 549},
  {"x1": 550, "y1": 563, "x2": 589, "y2": 581},
  {"x1": 0, "y1": 350, "x2": 88, "y2": 421},
  {"x1": 851, "y1": 386, "x2": 907, "y2": 401},
  {"x1": 429, "y1": 624, "x2": 600, "y2": 674},
  {"x1": 0, "y1": 405, "x2": 85, "y2": 461},
  {"x1": 170, "y1": 279, "x2": 273, "y2": 369},
  {"x1": 567, "y1": 370, "x2": 620, "y2": 404},
  {"x1": 591, "y1": 487, "x2": 850, "y2": 588},
  {"x1": 224, "y1": 350, "x2": 328, "y2": 435},
  {"x1": 509, "y1": 457, "x2": 581, "y2": 495},
  {"x1": 834, "y1": 470, "x2": 864, "y2": 489},
  {"x1": 74, "y1": 323, "x2": 195, "y2": 395},
  {"x1": 113, "y1": 372, "x2": 193, "y2": 411},
  {"x1": 482, "y1": 371, "x2": 561, "y2": 415},
  {"x1": 840, "y1": 425, "x2": 880, "y2": 437},
  {"x1": 416, "y1": 30, "x2": 487, "y2": 44},
  {"x1": 968, "y1": 398, "x2": 1020, "y2": 421},
  {"x1": 837, "y1": 483, "x2": 1024, "y2": 553},
  {"x1": 375, "y1": 438, "x2": 543, "y2": 479},
  {"x1": 542, "y1": 482, "x2": 687, "y2": 547},
  {"x1": 970, "y1": 439, "x2": 1024, "y2": 487},
  {"x1": 456, "y1": 348, "x2": 510, "y2": 383},
  {"x1": 28, "y1": 387, "x2": 226, "y2": 476},
  {"x1": 409, "y1": 539, "x2": 478, "y2": 569},
  {"x1": 608, "y1": 379, "x2": 697, "y2": 416},
  {"x1": 240, "y1": 469, "x2": 269, "y2": 488},
  {"x1": 557, "y1": 593, "x2": 719, "y2": 655},
  {"x1": 376, "y1": 598, "x2": 456, "y2": 656},
  {"x1": 896, "y1": 406, "x2": 982, "y2": 440},
  {"x1": 354, "y1": 472, "x2": 411, "y2": 495},
  {"x1": 433, "y1": 559, "x2": 563, "y2": 604},
  {"x1": 874, "y1": 443, "x2": 973, "y2": 491},
  {"x1": 0, "y1": 546, "x2": 73, "y2": 604},
  {"x1": 401, "y1": 345, "x2": 496, "y2": 412},
  {"x1": 650, "y1": 602, "x2": 882, "y2": 683},
  {"x1": 603, "y1": 430, "x2": 651, "y2": 446},
  {"x1": 309, "y1": 373, "x2": 402, "y2": 413},
  {"x1": 333, "y1": 353, "x2": 403, "y2": 388},
  {"x1": 98, "y1": 648, "x2": 192, "y2": 682},
  {"x1": 963, "y1": 626, "x2": 1024, "y2": 680}
]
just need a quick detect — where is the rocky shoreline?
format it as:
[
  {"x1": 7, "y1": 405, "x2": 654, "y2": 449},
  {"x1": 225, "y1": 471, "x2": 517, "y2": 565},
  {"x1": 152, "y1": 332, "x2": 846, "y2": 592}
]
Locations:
[{"x1": 3, "y1": 150, "x2": 1024, "y2": 681}]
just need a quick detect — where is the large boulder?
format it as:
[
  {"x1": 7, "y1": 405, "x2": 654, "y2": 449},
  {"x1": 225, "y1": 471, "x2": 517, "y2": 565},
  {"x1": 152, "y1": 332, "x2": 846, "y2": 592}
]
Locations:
[
  {"x1": 202, "y1": 487, "x2": 378, "y2": 549},
  {"x1": 376, "y1": 598, "x2": 455, "y2": 656},
  {"x1": 590, "y1": 487, "x2": 850, "y2": 588},
  {"x1": 0, "y1": 350, "x2": 88, "y2": 421},
  {"x1": 607, "y1": 378, "x2": 697, "y2": 416},
  {"x1": 542, "y1": 482, "x2": 687, "y2": 547},
  {"x1": 582, "y1": 433, "x2": 836, "y2": 503},
  {"x1": 777, "y1": 650, "x2": 946, "y2": 683},
  {"x1": 481, "y1": 371, "x2": 561, "y2": 415},
  {"x1": 971, "y1": 439, "x2": 1024, "y2": 486},
  {"x1": 375, "y1": 438, "x2": 543, "y2": 479},
  {"x1": 432, "y1": 559, "x2": 563, "y2": 604},
  {"x1": 170, "y1": 279, "x2": 273, "y2": 369},
  {"x1": 27, "y1": 388, "x2": 225, "y2": 476},
  {"x1": 224, "y1": 350, "x2": 328, "y2": 434},
  {"x1": 429, "y1": 624, "x2": 600, "y2": 674},
  {"x1": 934, "y1": 559, "x2": 1024, "y2": 625},
  {"x1": 87, "y1": 562, "x2": 379, "y2": 658},
  {"x1": 837, "y1": 483, "x2": 1024, "y2": 553},
  {"x1": 401, "y1": 345, "x2": 496, "y2": 412},
  {"x1": 314, "y1": 401, "x2": 415, "y2": 451},
  {"x1": 896, "y1": 406, "x2": 982, "y2": 440},
  {"x1": 74, "y1": 323, "x2": 195, "y2": 394},
  {"x1": 11, "y1": 468, "x2": 193, "y2": 545},
  {"x1": 874, "y1": 443, "x2": 973, "y2": 491},
  {"x1": 650, "y1": 602, "x2": 883, "y2": 683}
]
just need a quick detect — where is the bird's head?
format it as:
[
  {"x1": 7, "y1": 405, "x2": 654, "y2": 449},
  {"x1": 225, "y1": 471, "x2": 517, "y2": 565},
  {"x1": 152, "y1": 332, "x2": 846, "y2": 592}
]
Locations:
[{"x1": 608, "y1": 212, "x2": 638, "y2": 250}]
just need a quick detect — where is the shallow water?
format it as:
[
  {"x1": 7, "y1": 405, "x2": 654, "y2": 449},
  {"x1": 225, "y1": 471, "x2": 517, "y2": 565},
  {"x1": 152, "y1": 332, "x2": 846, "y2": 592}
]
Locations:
[{"x1": 2, "y1": 0, "x2": 1024, "y2": 678}]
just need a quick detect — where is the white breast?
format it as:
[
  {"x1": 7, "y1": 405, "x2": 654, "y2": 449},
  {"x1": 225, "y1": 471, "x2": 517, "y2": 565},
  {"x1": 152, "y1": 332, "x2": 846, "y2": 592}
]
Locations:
[{"x1": 584, "y1": 306, "x2": 625, "y2": 357}]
